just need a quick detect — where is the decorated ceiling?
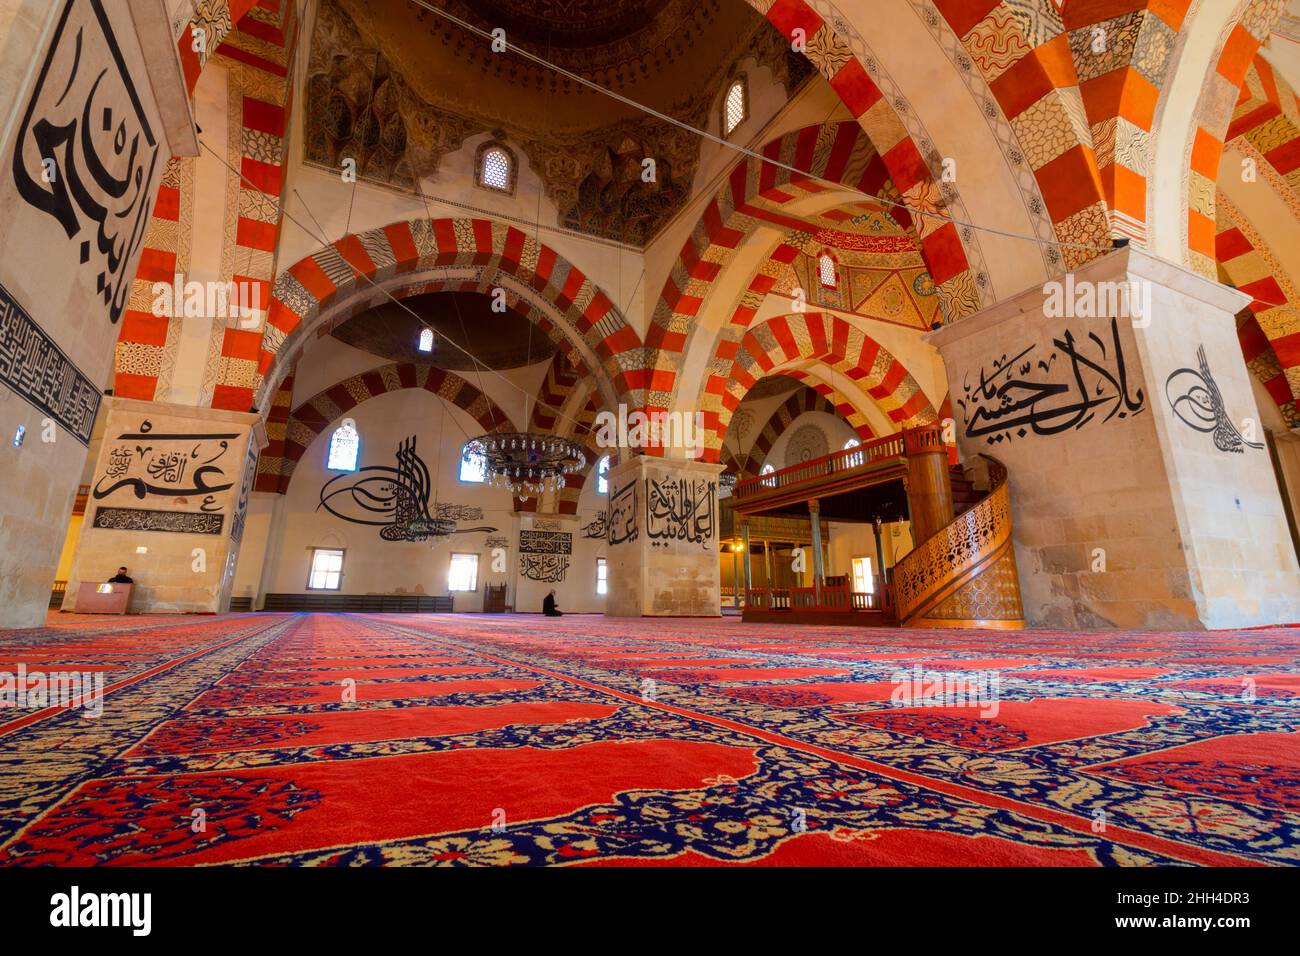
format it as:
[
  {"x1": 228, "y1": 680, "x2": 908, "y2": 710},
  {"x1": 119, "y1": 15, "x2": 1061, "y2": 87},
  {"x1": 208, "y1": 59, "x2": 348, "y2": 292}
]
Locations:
[{"x1": 304, "y1": 0, "x2": 812, "y2": 245}]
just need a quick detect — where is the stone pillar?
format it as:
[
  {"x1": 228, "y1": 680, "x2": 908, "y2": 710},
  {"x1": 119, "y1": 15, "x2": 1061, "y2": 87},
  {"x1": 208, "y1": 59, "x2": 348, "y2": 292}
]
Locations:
[
  {"x1": 809, "y1": 499, "x2": 824, "y2": 596},
  {"x1": 64, "y1": 398, "x2": 265, "y2": 614},
  {"x1": 904, "y1": 428, "x2": 955, "y2": 542},
  {"x1": 927, "y1": 246, "x2": 1300, "y2": 628},
  {"x1": 740, "y1": 520, "x2": 752, "y2": 591},
  {"x1": 0, "y1": 1, "x2": 197, "y2": 627},
  {"x1": 605, "y1": 455, "x2": 724, "y2": 617}
]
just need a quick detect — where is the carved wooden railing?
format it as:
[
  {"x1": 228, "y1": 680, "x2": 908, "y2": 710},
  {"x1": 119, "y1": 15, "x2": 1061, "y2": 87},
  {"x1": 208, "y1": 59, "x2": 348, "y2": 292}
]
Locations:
[
  {"x1": 892, "y1": 456, "x2": 1024, "y2": 628},
  {"x1": 733, "y1": 431, "x2": 906, "y2": 500},
  {"x1": 745, "y1": 585, "x2": 891, "y2": 613}
]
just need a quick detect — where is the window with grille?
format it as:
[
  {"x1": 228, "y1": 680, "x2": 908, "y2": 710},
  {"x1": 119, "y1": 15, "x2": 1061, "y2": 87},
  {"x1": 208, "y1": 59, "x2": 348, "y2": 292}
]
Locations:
[
  {"x1": 723, "y1": 78, "x2": 747, "y2": 136},
  {"x1": 596, "y1": 455, "x2": 610, "y2": 494},
  {"x1": 596, "y1": 558, "x2": 608, "y2": 595},
  {"x1": 327, "y1": 420, "x2": 359, "y2": 472},
  {"x1": 480, "y1": 146, "x2": 511, "y2": 191},
  {"x1": 417, "y1": 328, "x2": 434, "y2": 352},
  {"x1": 818, "y1": 252, "x2": 837, "y2": 289},
  {"x1": 308, "y1": 549, "x2": 344, "y2": 590}
]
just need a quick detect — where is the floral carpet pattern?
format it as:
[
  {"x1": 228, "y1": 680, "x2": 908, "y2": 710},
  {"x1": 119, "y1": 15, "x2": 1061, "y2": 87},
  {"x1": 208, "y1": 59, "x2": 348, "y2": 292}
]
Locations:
[{"x1": 1, "y1": 612, "x2": 1298, "y2": 866}]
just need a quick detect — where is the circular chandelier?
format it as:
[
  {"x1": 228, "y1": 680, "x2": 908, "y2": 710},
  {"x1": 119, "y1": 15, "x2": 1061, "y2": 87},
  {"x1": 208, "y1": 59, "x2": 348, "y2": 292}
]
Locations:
[
  {"x1": 718, "y1": 472, "x2": 738, "y2": 497},
  {"x1": 463, "y1": 432, "x2": 585, "y2": 497}
]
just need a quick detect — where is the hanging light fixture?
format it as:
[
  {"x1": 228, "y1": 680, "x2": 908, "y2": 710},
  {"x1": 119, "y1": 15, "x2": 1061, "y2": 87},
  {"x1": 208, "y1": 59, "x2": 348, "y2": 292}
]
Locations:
[
  {"x1": 718, "y1": 472, "x2": 738, "y2": 498},
  {"x1": 462, "y1": 431, "x2": 585, "y2": 499}
]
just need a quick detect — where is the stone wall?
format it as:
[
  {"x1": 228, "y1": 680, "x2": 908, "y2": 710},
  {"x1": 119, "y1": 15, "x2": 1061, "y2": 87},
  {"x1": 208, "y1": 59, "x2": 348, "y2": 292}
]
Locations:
[
  {"x1": 928, "y1": 247, "x2": 1300, "y2": 629},
  {"x1": 0, "y1": 0, "x2": 193, "y2": 627},
  {"x1": 64, "y1": 398, "x2": 262, "y2": 614},
  {"x1": 606, "y1": 456, "x2": 723, "y2": 617}
]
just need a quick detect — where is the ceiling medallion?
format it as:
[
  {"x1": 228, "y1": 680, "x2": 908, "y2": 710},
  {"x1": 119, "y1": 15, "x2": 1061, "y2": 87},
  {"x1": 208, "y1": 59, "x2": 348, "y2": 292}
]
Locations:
[{"x1": 463, "y1": 432, "x2": 585, "y2": 498}]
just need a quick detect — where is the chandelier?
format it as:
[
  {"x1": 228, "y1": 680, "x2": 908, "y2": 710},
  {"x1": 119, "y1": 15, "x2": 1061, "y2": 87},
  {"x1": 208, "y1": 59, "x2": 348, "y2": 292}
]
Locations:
[
  {"x1": 718, "y1": 472, "x2": 738, "y2": 498},
  {"x1": 463, "y1": 432, "x2": 585, "y2": 498}
]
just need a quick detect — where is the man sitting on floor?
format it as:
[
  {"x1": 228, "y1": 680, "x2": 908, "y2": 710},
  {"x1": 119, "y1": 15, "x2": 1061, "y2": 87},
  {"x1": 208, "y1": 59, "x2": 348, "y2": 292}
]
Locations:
[
  {"x1": 107, "y1": 567, "x2": 134, "y2": 584},
  {"x1": 543, "y1": 589, "x2": 562, "y2": 617}
]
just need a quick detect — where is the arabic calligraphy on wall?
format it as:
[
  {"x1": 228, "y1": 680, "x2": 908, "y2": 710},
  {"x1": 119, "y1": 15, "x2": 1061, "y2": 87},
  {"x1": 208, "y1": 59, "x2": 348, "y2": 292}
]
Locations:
[
  {"x1": 957, "y1": 317, "x2": 1145, "y2": 446},
  {"x1": 519, "y1": 530, "x2": 572, "y2": 583},
  {"x1": 0, "y1": 282, "x2": 101, "y2": 445},
  {"x1": 92, "y1": 419, "x2": 238, "y2": 517},
  {"x1": 1165, "y1": 346, "x2": 1264, "y2": 454},
  {"x1": 12, "y1": 0, "x2": 160, "y2": 324},
  {"x1": 581, "y1": 511, "x2": 608, "y2": 540},
  {"x1": 646, "y1": 476, "x2": 716, "y2": 549},
  {"x1": 92, "y1": 507, "x2": 223, "y2": 536},
  {"x1": 607, "y1": 479, "x2": 639, "y2": 546},
  {"x1": 318, "y1": 436, "x2": 498, "y2": 542}
]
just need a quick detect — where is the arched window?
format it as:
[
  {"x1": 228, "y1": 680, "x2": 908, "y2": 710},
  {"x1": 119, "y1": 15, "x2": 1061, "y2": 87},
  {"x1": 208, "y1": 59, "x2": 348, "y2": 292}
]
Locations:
[
  {"x1": 759, "y1": 461, "x2": 776, "y2": 487},
  {"x1": 477, "y1": 143, "x2": 514, "y2": 193},
  {"x1": 723, "y1": 77, "x2": 747, "y2": 136},
  {"x1": 417, "y1": 328, "x2": 434, "y2": 353},
  {"x1": 818, "y1": 252, "x2": 838, "y2": 289},
  {"x1": 327, "y1": 419, "x2": 360, "y2": 472},
  {"x1": 596, "y1": 455, "x2": 611, "y2": 494},
  {"x1": 842, "y1": 437, "x2": 863, "y2": 467},
  {"x1": 843, "y1": 438, "x2": 860, "y2": 450},
  {"x1": 460, "y1": 448, "x2": 486, "y2": 483}
]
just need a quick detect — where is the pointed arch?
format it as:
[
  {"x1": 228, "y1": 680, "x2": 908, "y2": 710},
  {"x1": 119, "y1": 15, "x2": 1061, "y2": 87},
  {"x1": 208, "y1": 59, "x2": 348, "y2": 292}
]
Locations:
[{"x1": 254, "y1": 363, "x2": 516, "y2": 493}]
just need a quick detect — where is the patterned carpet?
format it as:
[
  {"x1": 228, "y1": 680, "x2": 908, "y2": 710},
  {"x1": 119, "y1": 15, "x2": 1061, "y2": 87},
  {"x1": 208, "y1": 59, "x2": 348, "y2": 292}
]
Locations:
[{"x1": 1, "y1": 612, "x2": 1298, "y2": 866}]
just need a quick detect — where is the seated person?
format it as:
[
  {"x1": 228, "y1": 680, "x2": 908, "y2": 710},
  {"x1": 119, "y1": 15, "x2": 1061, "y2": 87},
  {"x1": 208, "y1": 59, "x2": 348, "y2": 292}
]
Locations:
[
  {"x1": 107, "y1": 567, "x2": 134, "y2": 584},
  {"x1": 542, "y1": 589, "x2": 562, "y2": 617}
]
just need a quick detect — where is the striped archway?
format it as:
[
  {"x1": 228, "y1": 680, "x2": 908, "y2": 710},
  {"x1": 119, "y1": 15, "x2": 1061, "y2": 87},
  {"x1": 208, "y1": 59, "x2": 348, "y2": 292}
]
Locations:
[
  {"x1": 254, "y1": 363, "x2": 516, "y2": 493},
  {"x1": 733, "y1": 384, "x2": 872, "y2": 474},
  {"x1": 704, "y1": 311, "x2": 936, "y2": 460},
  {"x1": 225, "y1": 217, "x2": 642, "y2": 416},
  {"x1": 641, "y1": 121, "x2": 980, "y2": 416}
]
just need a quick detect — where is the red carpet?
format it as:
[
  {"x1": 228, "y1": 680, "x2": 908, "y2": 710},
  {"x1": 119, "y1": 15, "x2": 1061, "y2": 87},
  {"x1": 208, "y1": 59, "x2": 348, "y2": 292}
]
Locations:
[{"x1": 1, "y1": 612, "x2": 1298, "y2": 866}]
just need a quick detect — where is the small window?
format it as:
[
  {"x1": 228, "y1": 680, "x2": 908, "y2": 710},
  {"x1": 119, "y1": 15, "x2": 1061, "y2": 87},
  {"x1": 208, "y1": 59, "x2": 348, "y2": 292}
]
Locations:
[
  {"x1": 460, "y1": 448, "x2": 486, "y2": 483},
  {"x1": 596, "y1": 455, "x2": 610, "y2": 494},
  {"x1": 448, "y1": 553, "x2": 479, "y2": 592},
  {"x1": 843, "y1": 438, "x2": 860, "y2": 450},
  {"x1": 596, "y1": 557, "x2": 608, "y2": 595},
  {"x1": 417, "y1": 328, "x2": 434, "y2": 353},
  {"x1": 308, "y1": 548, "x2": 344, "y2": 590},
  {"x1": 479, "y1": 145, "x2": 513, "y2": 192},
  {"x1": 759, "y1": 462, "x2": 776, "y2": 486},
  {"x1": 818, "y1": 252, "x2": 837, "y2": 289},
  {"x1": 723, "y1": 77, "x2": 747, "y2": 136},
  {"x1": 851, "y1": 556, "x2": 874, "y2": 595},
  {"x1": 327, "y1": 419, "x2": 359, "y2": 472}
]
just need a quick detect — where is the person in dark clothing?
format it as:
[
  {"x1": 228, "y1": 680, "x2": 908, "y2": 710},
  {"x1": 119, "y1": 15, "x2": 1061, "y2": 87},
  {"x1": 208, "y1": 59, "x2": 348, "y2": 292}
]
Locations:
[
  {"x1": 107, "y1": 567, "x2": 134, "y2": 584},
  {"x1": 542, "y1": 589, "x2": 562, "y2": 616}
]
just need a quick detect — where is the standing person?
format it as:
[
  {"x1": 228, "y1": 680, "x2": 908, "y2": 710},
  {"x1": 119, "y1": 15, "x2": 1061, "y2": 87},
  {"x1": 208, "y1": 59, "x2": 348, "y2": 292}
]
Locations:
[{"x1": 542, "y1": 589, "x2": 562, "y2": 617}]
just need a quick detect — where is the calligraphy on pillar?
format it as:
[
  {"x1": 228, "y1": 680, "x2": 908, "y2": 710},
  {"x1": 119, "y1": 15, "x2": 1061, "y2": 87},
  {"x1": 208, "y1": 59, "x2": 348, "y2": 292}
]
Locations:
[
  {"x1": 0, "y1": 281, "x2": 100, "y2": 445},
  {"x1": 92, "y1": 419, "x2": 239, "y2": 519},
  {"x1": 12, "y1": 0, "x2": 161, "y2": 323},
  {"x1": 645, "y1": 476, "x2": 716, "y2": 549},
  {"x1": 957, "y1": 317, "x2": 1146, "y2": 445},
  {"x1": 1165, "y1": 345, "x2": 1264, "y2": 454},
  {"x1": 607, "y1": 479, "x2": 639, "y2": 546},
  {"x1": 519, "y1": 530, "x2": 572, "y2": 582}
]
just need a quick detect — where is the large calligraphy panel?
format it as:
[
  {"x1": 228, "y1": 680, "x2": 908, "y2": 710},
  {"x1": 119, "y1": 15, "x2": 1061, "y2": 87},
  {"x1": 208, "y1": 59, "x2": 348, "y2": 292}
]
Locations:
[
  {"x1": 645, "y1": 476, "x2": 716, "y2": 549},
  {"x1": 957, "y1": 317, "x2": 1145, "y2": 446},
  {"x1": 519, "y1": 530, "x2": 572, "y2": 583},
  {"x1": 92, "y1": 418, "x2": 240, "y2": 521},
  {"x1": 0, "y1": 281, "x2": 100, "y2": 444},
  {"x1": 12, "y1": 0, "x2": 161, "y2": 324}
]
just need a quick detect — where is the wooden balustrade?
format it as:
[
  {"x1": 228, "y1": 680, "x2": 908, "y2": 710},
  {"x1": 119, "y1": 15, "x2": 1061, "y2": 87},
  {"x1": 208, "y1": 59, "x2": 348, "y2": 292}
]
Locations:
[
  {"x1": 744, "y1": 584, "x2": 890, "y2": 613},
  {"x1": 734, "y1": 430, "x2": 908, "y2": 500}
]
